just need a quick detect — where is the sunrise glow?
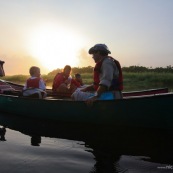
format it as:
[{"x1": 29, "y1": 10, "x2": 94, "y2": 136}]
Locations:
[{"x1": 27, "y1": 24, "x2": 85, "y2": 71}]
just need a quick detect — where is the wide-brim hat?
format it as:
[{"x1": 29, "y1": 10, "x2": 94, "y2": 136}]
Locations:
[{"x1": 88, "y1": 44, "x2": 111, "y2": 54}]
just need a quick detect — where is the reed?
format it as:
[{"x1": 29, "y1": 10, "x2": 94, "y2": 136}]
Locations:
[{"x1": 123, "y1": 72, "x2": 173, "y2": 91}]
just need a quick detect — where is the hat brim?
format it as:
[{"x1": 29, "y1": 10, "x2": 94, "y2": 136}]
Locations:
[
  {"x1": 88, "y1": 47, "x2": 111, "y2": 54},
  {"x1": 88, "y1": 47, "x2": 96, "y2": 54}
]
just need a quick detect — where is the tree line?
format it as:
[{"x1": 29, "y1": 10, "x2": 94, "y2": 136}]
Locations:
[
  {"x1": 48, "y1": 65, "x2": 173, "y2": 75},
  {"x1": 122, "y1": 65, "x2": 173, "y2": 73}
]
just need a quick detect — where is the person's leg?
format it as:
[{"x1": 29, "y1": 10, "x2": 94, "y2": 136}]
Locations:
[
  {"x1": 57, "y1": 83, "x2": 69, "y2": 93},
  {"x1": 71, "y1": 89, "x2": 95, "y2": 101}
]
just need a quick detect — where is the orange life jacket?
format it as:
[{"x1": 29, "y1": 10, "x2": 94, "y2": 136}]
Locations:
[
  {"x1": 26, "y1": 78, "x2": 40, "y2": 88},
  {"x1": 52, "y1": 72, "x2": 67, "y2": 92},
  {"x1": 93, "y1": 56, "x2": 123, "y2": 91},
  {"x1": 71, "y1": 79, "x2": 81, "y2": 87}
]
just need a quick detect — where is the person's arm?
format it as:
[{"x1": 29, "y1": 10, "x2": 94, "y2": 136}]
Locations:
[
  {"x1": 23, "y1": 78, "x2": 29, "y2": 90},
  {"x1": 85, "y1": 60, "x2": 116, "y2": 105},
  {"x1": 39, "y1": 79, "x2": 46, "y2": 90},
  {"x1": 23, "y1": 82, "x2": 27, "y2": 90},
  {"x1": 80, "y1": 84, "x2": 95, "y2": 92},
  {"x1": 99, "y1": 60, "x2": 116, "y2": 88},
  {"x1": 95, "y1": 85, "x2": 107, "y2": 97}
]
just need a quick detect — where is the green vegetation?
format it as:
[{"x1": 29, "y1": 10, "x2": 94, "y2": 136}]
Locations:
[
  {"x1": 123, "y1": 72, "x2": 173, "y2": 91},
  {"x1": 1, "y1": 66, "x2": 173, "y2": 91},
  {"x1": 1, "y1": 75, "x2": 29, "y2": 84}
]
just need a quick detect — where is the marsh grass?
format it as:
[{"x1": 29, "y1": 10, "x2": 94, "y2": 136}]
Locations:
[
  {"x1": 1, "y1": 75, "x2": 29, "y2": 84},
  {"x1": 123, "y1": 72, "x2": 173, "y2": 91},
  {"x1": 1, "y1": 72, "x2": 173, "y2": 91}
]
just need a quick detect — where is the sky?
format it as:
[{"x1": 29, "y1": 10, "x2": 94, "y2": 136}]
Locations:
[{"x1": 0, "y1": 0, "x2": 173, "y2": 75}]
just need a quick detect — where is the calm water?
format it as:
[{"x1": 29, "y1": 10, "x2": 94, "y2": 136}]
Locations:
[{"x1": 0, "y1": 113, "x2": 173, "y2": 173}]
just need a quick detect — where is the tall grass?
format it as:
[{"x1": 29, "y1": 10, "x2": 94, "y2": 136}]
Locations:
[
  {"x1": 1, "y1": 72, "x2": 173, "y2": 91},
  {"x1": 123, "y1": 72, "x2": 173, "y2": 91},
  {"x1": 1, "y1": 75, "x2": 29, "y2": 84}
]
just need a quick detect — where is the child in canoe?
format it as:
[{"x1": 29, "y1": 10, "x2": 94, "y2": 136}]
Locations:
[
  {"x1": 74, "y1": 73, "x2": 84, "y2": 86},
  {"x1": 23, "y1": 66, "x2": 47, "y2": 98},
  {"x1": 52, "y1": 65, "x2": 81, "y2": 97}
]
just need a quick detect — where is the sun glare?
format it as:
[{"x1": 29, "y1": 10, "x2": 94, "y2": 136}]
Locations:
[{"x1": 27, "y1": 25, "x2": 85, "y2": 71}]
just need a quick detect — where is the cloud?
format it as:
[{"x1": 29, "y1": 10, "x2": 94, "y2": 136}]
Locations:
[
  {"x1": 1, "y1": 53, "x2": 49, "y2": 75},
  {"x1": 77, "y1": 48, "x2": 94, "y2": 67}
]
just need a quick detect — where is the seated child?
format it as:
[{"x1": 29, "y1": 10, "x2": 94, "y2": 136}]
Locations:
[
  {"x1": 52, "y1": 65, "x2": 80, "y2": 96},
  {"x1": 73, "y1": 73, "x2": 83, "y2": 86},
  {"x1": 23, "y1": 66, "x2": 47, "y2": 98}
]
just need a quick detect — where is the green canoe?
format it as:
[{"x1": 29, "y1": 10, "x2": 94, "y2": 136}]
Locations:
[{"x1": 0, "y1": 92, "x2": 173, "y2": 130}]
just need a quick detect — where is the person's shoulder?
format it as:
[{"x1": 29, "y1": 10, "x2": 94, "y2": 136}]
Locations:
[
  {"x1": 54, "y1": 72, "x2": 62, "y2": 75},
  {"x1": 54, "y1": 72, "x2": 63, "y2": 78},
  {"x1": 103, "y1": 57, "x2": 114, "y2": 65}
]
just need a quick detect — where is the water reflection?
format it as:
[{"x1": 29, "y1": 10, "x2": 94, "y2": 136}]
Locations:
[
  {"x1": 0, "y1": 126, "x2": 6, "y2": 141},
  {"x1": 89, "y1": 148, "x2": 120, "y2": 173},
  {"x1": 31, "y1": 135, "x2": 41, "y2": 146},
  {"x1": 0, "y1": 112, "x2": 173, "y2": 173}
]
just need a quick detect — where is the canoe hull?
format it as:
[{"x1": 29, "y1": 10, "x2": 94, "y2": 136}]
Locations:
[{"x1": 0, "y1": 93, "x2": 173, "y2": 129}]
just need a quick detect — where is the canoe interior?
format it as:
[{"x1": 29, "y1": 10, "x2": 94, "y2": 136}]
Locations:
[{"x1": 0, "y1": 79, "x2": 169, "y2": 98}]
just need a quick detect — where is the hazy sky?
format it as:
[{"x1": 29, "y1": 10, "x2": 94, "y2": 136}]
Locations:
[{"x1": 0, "y1": 0, "x2": 173, "y2": 75}]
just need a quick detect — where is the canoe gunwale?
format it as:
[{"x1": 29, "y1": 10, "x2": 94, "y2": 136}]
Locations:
[{"x1": 0, "y1": 90, "x2": 172, "y2": 101}]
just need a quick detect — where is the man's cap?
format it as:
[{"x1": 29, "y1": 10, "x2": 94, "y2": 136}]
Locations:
[{"x1": 88, "y1": 44, "x2": 111, "y2": 54}]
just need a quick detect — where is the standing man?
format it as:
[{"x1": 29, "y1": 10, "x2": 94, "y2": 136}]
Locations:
[{"x1": 72, "y1": 44, "x2": 123, "y2": 103}]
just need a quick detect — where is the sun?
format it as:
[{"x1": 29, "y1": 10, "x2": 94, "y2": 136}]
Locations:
[{"x1": 27, "y1": 25, "x2": 85, "y2": 71}]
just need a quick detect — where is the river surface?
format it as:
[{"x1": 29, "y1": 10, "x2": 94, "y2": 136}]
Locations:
[{"x1": 0, "y1": 113, "x2": 173, "y2": 173}]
